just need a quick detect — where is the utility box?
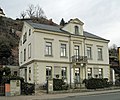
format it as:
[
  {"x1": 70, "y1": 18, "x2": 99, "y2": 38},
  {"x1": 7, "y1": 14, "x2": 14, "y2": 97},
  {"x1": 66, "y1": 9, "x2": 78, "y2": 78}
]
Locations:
[
  {"x1": 10, "y1": 80, "x2": 21, "y2": 96},
  {"x1": 48, "y1": 79, "x2": 53, "y2": 93}
]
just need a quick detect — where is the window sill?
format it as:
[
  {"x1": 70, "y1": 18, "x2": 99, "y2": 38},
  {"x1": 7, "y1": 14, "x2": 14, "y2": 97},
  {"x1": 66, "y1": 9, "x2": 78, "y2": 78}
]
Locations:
[
  {"x1": 60, "y1": 56, "x2": 68, "y2": 58},
  {"x1": 87, "y1": 58, "x2": 93, "y2": 60},
  {"x1": 97, "y1": 59, "x2": 103, "y2": 61},
  {"x1": 45, "y1": 55, "x2": 53, "y2": 57}
]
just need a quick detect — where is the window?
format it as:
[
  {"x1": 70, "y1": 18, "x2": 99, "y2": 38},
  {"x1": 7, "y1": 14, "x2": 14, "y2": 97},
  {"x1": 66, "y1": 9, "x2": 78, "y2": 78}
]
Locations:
[
  {"x1": 98, "y1": 48, "x2": 102, "y2": 60},
  {"x1": 61, "y1": 67, "x2": 67, "y2": 79},
  {"x1": 75, "y1": 26, "x2": 79, "y2": 34},
  {"x1": 29, "y1": 29, "x2": 31, "y2": 36},
  {"x1": 29, "y1": 67, "x2": 31, "y2": 81},
  {"x1": 20, "y1": 51, "x2": 22, "y2": 64},
  {"x1": 87, "y1": 68, "x2": 92, "y2": 79},
  {"x1": 99, "y1": 68, "x2": 103, "y2": 78},
  {"x1": 74, "y1": 45, "x2": 79, "y2": 56},
  {"x1": 23, "y1": 32, "x2": 27, "y2": 44},
  {"x1": 94, "y1": 68, "x2": 99, "y2": 78},
  {"x1": 60, "y1": 44, "x2": 67, "y2": 57},
  {"x1": 75, "y1": 68, "x2": 80, "y2": 83},
  {"x1": 24, "y1": 48, "x2": 26, "y2": 61},
  {"x1": 87, "y1": 47, "x2": 92, "y2": 59},
  {"x1": 46, "y1": 66, "x2": 52, "y2": 80},
  {"x1": 28, "y1": 43, "x2": 31, "y2": 59},
  {"x1": 45, "y1": 42, "x2": 52, "y2": 56}
]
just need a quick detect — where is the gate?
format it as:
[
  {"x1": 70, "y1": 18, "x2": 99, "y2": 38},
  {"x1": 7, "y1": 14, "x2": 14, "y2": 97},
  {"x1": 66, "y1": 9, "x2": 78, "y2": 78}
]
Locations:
[{"x1": 0, "y1": 84, "x2": 5, "y2": 96}]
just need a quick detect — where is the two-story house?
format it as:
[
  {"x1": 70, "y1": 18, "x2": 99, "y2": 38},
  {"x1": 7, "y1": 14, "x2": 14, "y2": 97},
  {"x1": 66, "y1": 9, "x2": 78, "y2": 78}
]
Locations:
[{"x1": 19, "y1": 18, "x2": 110, "y2": 88}]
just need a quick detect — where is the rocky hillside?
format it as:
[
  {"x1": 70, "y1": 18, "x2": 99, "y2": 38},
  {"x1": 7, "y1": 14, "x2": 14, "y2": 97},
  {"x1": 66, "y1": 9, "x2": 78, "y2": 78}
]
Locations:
[
  {"x1": 0, "y1": 16, "x2": 23, "y2": 65},
  {"x1": 0, "y1": 16, "x2": 57, "y2": 65}
]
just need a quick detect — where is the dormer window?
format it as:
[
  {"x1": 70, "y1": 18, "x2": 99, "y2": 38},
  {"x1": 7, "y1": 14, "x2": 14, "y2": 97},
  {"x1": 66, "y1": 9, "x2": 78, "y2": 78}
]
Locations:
[{"x1": 75, "y1": 26, "x2": 79, "y2": 35}]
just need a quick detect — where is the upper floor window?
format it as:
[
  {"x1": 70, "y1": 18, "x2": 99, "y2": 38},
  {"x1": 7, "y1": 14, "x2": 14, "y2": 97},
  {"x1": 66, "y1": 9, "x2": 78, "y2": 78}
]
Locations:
[
  {"x1": 98, "y1": 48, "x2": 103, "y2": 60},
  {"x1": 75, "y1": 26, "x2": 79, "y2": 34},
  {"x1": 74, "y1": 45, "x2": 79, "y2": 56},
  {"x1": 60, "y1": 44, "x2": 67, "y2": 57},
  {"x1": 24, "y1": 48, "x2": 26, "y2": 61},
  {"x1": 29, "y1": 29, "x2": 31, "y2": 36},
  {"x1": 20, "y1": 51, "x2": 22, "y2": 64},
  {"x1": 87, "y1": 47, "x2": 92, "y2": 59},
  {"x1": 45, "y1": 42, "x2": 52, "y2": 56},
  {"x1": 28, "y1": 43, "x2": 31, "y2": 59},
  {"x1": 23, "y1": 32, "x2": 27, "y2": 44}
]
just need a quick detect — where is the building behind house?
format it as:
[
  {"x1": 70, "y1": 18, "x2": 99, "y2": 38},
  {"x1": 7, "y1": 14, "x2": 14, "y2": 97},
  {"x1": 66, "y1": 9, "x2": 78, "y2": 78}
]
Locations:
[{"x1": 0, "y1": 7, "x2": 5, "y2": 17}]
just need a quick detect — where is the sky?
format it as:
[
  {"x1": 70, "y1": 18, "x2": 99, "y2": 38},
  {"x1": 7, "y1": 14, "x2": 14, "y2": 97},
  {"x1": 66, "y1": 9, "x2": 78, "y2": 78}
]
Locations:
[{"x1": 1, "y1": 0, "x2": 120, "y2": 47}]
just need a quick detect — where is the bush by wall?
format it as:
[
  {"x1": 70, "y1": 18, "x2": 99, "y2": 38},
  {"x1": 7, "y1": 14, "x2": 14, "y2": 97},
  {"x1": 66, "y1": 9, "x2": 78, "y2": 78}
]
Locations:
[
  {"x1": 115, "y1": 79, "x2": 120, "y2": 86},
  {"x1": 53, "y1": 78, "x2": 68, "y2": 91},
  {"x1": 21, "y1": 82, "x2": 35, "y2": 95},
  {"x1": 83, "y1": 78, "x2": 111, "y2": 89}
]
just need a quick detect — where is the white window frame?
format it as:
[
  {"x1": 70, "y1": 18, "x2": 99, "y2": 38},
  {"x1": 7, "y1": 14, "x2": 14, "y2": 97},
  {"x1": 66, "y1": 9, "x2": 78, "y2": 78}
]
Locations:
[
  {"x1": 45, "y1": 42, "x2": 52, "y2": 56},
  {"x1": 61, "y1": 67, "x2": 67, "y2": 79},
  {"x1": 87, "y1": 46, "x2": 92, "y2": 59},
  {"x1": 46, "y1": 66, "x2": 52, "y2": 80},
  {"x1": 75, "y1": 26, "x2": 79, "y2": 34},
  {"x1": 98, "y1": 48, "x2": 103, "y2": 60},
  {"x1": 28, "y1": 43, "x2": 31, "y2": 59},
  {"x1": 24, "y1": 48, "x2": 26, "y2": 61},
  {"x1": 60, "y1": 44, "x2": 67, "y2": 57},
  {"x1": 20, "y1": 51, "x2": 22, "y2": 64},
  {"x1": 87, "y1": 68, "x2": 92, "y2": 79}
]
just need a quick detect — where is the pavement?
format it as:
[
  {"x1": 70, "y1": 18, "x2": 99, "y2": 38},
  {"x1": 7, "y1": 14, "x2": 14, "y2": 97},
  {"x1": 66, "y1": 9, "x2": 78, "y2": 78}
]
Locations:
[{"x1": 1, "y1": 89, "x2": 120, "y2": 100}]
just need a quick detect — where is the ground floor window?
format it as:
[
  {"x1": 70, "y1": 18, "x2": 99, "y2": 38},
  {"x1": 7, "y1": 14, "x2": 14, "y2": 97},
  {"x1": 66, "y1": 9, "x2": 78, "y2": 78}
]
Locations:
[
  {"x1": 46, "y1": 66, "x2": 52, "y2": 80},
  {"x1": 75, "y1": 68, "x2": 80, "y2": 83},
  {"x1": 61, "y1": 67, "x2": 67, "y2": 79},
  {"x1": 99, "y1": 68, "x2": 103, "y2": 78},
  {"x1": 93, "y1": 67, "x2": 103, "y2": 78},
  {"x1": 29, "y1": 67, "x2": 31, "y2": 81},
  {"x1": 87, "y1": 68, "x2": 92, "y2": 79}
]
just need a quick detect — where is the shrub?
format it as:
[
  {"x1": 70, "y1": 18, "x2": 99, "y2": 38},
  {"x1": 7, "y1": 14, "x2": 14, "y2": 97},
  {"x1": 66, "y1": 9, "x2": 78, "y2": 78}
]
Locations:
[
  {"x1": 21, "y1": 82, "x2": 35, "y2": 95},
  {"x1": 115, "y1": 79, "x2": 120, "y2": 86},
  {"x1": 53, "y1": 78, "x2": 68, "y2": 91},
  {"x1": 83, "y1": 78, "x2": 110, "y2": 89}
]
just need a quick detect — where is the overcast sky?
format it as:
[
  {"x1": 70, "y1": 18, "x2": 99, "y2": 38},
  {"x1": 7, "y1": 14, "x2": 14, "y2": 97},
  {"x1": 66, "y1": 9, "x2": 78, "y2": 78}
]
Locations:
[{"x1": 1, "y1": 0, "x2": 120, "y2": 47}]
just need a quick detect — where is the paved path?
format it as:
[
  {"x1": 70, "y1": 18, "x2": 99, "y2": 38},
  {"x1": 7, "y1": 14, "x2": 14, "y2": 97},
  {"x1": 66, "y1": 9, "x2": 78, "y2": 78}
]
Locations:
[{"x1": 0, "y1": 89, "x2": 120, "y2": 100}]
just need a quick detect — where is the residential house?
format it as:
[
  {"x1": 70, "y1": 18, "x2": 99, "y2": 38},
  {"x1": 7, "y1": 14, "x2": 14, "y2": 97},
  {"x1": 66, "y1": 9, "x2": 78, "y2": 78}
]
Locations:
[{"x1": 19, "y1": 18, "x2": 110, "y2": 88}]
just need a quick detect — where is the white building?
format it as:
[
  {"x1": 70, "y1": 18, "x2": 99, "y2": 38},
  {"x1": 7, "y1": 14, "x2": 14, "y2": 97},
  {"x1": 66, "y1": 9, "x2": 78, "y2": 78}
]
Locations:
[{"x1": 19, "y1": 18, "x2": 110, "y2": 88}]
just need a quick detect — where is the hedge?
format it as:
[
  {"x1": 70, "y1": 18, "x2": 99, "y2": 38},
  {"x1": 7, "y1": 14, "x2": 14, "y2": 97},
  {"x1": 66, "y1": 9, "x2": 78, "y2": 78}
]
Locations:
[{"x1": 83, "y1": 78, "x2": 111, "y2": 89}]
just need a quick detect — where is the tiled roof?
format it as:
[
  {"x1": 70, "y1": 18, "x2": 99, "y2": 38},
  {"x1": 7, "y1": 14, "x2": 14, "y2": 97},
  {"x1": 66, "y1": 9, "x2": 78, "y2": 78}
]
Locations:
[
  {"x1": 83, "y1": 31, "x2": 108, "y2": 41},
  {"x1": 27, "y1": 21, "x2": 64, "y2": 33},
  {"x1": 26, "y1": 21, "x2": 108, "y2": 41}
]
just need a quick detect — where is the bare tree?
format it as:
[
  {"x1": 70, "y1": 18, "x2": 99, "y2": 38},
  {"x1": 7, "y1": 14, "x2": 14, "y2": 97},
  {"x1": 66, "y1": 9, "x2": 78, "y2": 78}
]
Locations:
[
  {"x1": 20, "y1": 11, "x2": 26, "y2": 19},
  {"x1": 35, "y1": 5, "x2": 46, "y2": 18},
  {"x1": 20, "y1": 4, "x2": 46, "y2": 19},
  {"x1": 26, "y1": 4, "x2": 35, "y2": 18}
]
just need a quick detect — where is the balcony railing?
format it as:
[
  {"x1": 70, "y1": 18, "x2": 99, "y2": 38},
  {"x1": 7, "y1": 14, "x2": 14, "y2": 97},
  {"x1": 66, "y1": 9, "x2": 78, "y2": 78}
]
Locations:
[{"x1": 72, "y1": 55, "x2": 88, "y2": 63}]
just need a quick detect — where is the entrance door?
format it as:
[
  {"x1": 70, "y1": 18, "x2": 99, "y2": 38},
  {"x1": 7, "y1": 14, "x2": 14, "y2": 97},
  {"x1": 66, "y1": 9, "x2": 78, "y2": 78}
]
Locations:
[{"x1": 75, "y1": 68, "x2": 80, "y2": 83}]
